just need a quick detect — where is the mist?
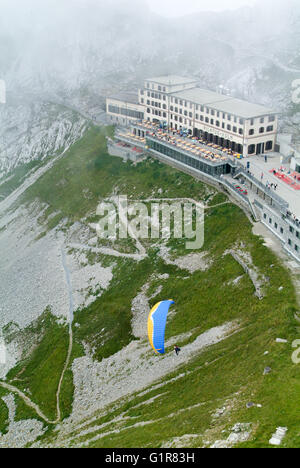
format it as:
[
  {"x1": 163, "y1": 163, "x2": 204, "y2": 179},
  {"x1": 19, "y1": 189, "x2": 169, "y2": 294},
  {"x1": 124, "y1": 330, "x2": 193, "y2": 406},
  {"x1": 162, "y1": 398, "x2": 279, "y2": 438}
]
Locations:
[
  {"x1": 148, "y1": 0, "x2": 257, "y2": 17},
  {"x1": 1, "y1": 0, "x2": 300, "y2": 449},
  {"x1": 0, "y1": 0, "x2": 300, "y2": 174},
  {"x1": 1, "y1": 0, "x2": 299, "y2": 95}
]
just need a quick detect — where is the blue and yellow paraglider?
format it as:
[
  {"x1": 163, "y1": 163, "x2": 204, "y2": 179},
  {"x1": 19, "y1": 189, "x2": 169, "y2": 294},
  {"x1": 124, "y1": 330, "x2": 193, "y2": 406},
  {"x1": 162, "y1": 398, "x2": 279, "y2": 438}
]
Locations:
[{"x1": 148, "y1": 300, "x2": 174, "y2": 354}]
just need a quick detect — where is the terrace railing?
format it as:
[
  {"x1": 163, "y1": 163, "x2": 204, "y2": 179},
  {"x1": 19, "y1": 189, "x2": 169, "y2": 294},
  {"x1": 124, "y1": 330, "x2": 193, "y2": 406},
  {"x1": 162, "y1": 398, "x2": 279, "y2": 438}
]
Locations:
[
  {"x1": 115, "y1": 130, "x2": 146, "y2": 149},
  {"x1": 221, "y1": 178, "x2": 249, "y2": 202},
  {"x1": 235, "y1": 167, "x2": 289, "y2": 211},
  {"x1": 146, "y1": 135, "x2": 227, "y2": 167}
]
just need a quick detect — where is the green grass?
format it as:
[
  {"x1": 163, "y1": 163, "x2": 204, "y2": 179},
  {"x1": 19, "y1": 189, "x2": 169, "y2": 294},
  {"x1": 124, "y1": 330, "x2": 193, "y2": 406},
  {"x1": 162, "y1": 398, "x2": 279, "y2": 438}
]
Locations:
[
  {"x1": 67, "y1": 216, "x2": 299, "y2": 448},
  {"x1": 2, "y1": 123, "x2": 299, "y2": 448},
  {"x1": 6, "y1": 311, "x2": 77, "y2": 423},
  {"x1": 82, "y1": 299, "x2": 299, "y2": 448},
  {"x1": 74, "y1": 257, "x2": 154, "y2": 360},
  {"x1": 20, "y1": 126, "x2": 210, "y2": 232},
  {"x1": 0, "y1": 388, "x2": 9, "y2": 434},
  {"x1": 0, "y1": 160, "x2": 42, "y2": 200},
  {"x1": 71, "y1": 230, "x2": 298, "y2": 448}
]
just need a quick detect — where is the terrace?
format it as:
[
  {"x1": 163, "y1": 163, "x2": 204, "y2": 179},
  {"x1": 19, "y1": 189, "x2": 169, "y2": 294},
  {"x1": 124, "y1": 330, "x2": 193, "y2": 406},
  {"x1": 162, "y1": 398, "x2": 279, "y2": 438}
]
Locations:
[
  {"x1": 132, "y1": 120, "x2": 244, "y2": 164},
  {"x1": 269, "y1": 167, "x2": 300, "y2": 191},
  {"x1": 115, "y1": 129, "x2": 147, "y2": 147},
  {"x1": 147, "y1": 132, "x2": 228, "y2": 166}
]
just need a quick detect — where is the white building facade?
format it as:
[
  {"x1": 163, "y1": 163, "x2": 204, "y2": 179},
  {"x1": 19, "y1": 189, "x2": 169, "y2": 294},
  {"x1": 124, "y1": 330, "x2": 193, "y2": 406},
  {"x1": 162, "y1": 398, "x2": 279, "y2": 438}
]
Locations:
[
  {"x1": 106, "y1": 92, "x2": 145, "y2": 126},
  {"x1": 107, "y1": 76, "x2": 278, "y2": 157}
]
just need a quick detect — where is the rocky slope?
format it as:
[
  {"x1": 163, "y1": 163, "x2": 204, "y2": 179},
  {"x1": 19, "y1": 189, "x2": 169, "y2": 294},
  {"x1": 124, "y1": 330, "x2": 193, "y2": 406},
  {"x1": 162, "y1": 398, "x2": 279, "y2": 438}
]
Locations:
[
  {"x1": 0, "y1": 0, "x2": 300, "y2": 449},
  {"x1": 0, "y1": 126, "x2": 298, "y2": 448},
  {"x1": 0, "y1": 101, "x2": 87, "y2": 177}
]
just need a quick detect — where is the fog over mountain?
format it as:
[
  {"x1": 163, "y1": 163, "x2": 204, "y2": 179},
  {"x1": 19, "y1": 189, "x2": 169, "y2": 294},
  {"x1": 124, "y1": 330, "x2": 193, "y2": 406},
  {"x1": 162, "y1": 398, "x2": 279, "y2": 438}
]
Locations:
[
  {"x1": 0, "y1": 0, "x2": 300, "y2": 175},
  {"x1": 1, "y1": 1, "x2": 300, "y2": 449}
]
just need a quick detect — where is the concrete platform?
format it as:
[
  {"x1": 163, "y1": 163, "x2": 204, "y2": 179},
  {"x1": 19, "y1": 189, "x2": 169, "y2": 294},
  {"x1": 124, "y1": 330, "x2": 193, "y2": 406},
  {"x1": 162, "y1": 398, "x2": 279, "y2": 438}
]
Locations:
[{"x1": 240, "y1": 153, "x2": 300, "y2": 219}]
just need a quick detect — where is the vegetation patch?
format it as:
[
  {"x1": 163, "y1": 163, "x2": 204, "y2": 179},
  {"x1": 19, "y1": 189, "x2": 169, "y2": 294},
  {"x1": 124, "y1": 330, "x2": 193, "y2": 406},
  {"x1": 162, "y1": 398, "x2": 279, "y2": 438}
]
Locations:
[{"x1": 1, "y1": 124, "x2": 298, "y2": 448}]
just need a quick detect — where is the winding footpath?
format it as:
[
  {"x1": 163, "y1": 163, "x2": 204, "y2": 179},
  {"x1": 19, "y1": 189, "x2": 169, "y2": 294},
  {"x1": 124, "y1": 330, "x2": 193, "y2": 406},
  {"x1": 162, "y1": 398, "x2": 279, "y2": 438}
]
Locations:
[
  {"x1": 0, "y1": 246, "x2": 74, "y2": 426},
  {"x1": 0, "y1": 154, "x2": 232, "y2": 429},
  {"x1": 55, "y1": 247, "x2": 74, "y2": 423}
]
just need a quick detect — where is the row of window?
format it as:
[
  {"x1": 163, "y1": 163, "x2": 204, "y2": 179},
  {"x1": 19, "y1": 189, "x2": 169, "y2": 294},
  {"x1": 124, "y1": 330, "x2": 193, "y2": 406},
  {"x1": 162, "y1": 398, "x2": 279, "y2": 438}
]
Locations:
[
  {"x1": 146, "y1": 91, "x2": 167, "y2": 101},
  {"x1": 141, "y1": 94, "x2": 277, "y2": 127},
  {"x1": 146, "y1": 100, "x2": 167, "y2": 110},
  {"x1": 144, "y1": 103, "x2": 274, "y2": 136},
  {"x1": 170, "y1": 98, "x2": 193, "y2": 110},
  {"x1": 147, "y1": 108, "x2": 167, "y2": 118},
  {"x1": 148, "y1": 140, "x2": 228, "y2": 176},
  {"x1": 146, "y1": 83, "x2": 167, "y2": 92},
  {"x1": 169, "y1": 106, "x2": 193, "y2": 117},
  {"x1": 144, "y1": 103, "x2": 274, "y2": 137},
  {"x1": 248, "y1": 142, "x2": 273, "y2": 153},
  {"x1": 169, "y1": 106, "x2": 245, "y2": 132},
  {"x1": 170, "y1": 99, "x2": 244, "y2": 124},
  {"x1": 263, "y1": 214, "x2": 299, "y2": 253},
  {"x1": 108, "y1": 105, "x2": 144, "y2": 120},
  {"x1": 142, "y1": 87, "x2": 277, "y2": 126},
  {"x1": 250, "y1": 116, "x2": 275, "y2": 125},
  {"x1": 171, "y1": 115, "x2": 243, "y2": 135},
  {"x1": 170, "y1": 115, "x2": 192, "y2": 126},
  {"x1": 249, "y1": 126, "x2": 274, "y2": 135},
  {"x1": 146, "y1": 104, "x2": 243, "y2": 135},
  {"x1": 146, "y1": 108, "x2": 276, "y2": 144}
]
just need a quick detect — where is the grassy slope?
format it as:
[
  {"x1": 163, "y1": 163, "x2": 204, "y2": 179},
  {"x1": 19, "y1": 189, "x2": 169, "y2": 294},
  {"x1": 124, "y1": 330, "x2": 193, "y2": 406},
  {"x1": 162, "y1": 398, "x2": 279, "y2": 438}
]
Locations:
[
  {"x1": 74, "y1": 228, "x2": 299, "y2": 448},
  {"x1": 2, "y1": 126, "x2": 211, "y2": 423},
  {"x1": 20, "y1": 126, "x2": 211, "y2": 231},
  {"x1": 5, "y1": 312, "x2": 75, "y2": 422},
  {"x1": 0, "y1": 160, "x2": 42, "y2": 200},
  {"x1": 2, "y1": 125, "x2": 299, "y2": 448}
]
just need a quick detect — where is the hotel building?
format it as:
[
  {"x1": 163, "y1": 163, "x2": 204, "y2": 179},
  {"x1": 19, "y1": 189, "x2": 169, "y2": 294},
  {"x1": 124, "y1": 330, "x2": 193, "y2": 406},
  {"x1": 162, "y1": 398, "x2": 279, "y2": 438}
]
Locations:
[{"x1": 107, "y1": 75, "x2": 278, "y2": 158}]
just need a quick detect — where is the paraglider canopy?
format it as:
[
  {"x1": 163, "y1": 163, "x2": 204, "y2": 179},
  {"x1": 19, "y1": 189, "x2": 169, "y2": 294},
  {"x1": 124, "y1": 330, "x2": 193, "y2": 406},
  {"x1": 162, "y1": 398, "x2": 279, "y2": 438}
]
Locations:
[{"x1": 148, "y1": 300, "x2": 174, "y2": 354}]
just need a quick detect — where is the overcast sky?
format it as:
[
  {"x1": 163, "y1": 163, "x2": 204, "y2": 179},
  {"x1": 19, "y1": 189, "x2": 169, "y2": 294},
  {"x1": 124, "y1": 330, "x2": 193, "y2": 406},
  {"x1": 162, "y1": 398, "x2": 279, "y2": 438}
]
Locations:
[{"x1": 147, "y1": 0, "x2": 257, "y2": 17}]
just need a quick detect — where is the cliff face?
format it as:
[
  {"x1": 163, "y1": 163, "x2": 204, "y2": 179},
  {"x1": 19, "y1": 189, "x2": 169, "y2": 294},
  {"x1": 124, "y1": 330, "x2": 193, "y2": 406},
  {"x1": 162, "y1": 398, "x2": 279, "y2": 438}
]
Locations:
[{"x1": 0, "y1": 101, "x2": 87, "y2": 177}]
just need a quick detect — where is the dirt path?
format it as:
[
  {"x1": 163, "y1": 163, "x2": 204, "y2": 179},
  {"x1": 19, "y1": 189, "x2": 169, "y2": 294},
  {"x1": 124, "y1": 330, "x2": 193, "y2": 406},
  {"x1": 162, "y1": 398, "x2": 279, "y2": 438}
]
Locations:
[
  {"x1": 0, "y1": 246, "x2": 75, "y2": 426},
  {"x1": 55, "y1": 247, "x2": 74, "y2": 422},
  {"x1": 0, "y1": 381, "x2": 54, "y2": 424},
  {"x1": 0, "y1": 195, "x2": 226, "y2": 425},
  {"x1": 70, "y1": 198, "x2": 228, "y2": 262}
]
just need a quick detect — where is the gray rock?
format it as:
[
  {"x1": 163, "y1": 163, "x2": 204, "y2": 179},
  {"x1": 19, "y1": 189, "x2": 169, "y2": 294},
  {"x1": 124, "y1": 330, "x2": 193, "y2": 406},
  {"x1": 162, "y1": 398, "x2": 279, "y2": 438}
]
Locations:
[
  {"x1": 263, "y1": 366, "x2": 272, "y2": 375},
  {"x1": 269, "y1": 427, "x2": 288, "y2": 446}
]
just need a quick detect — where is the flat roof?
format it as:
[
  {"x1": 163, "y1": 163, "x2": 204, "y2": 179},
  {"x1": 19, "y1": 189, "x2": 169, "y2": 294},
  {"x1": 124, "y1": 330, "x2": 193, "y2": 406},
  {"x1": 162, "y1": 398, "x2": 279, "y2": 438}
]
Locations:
[
  {"x1": 172, "y1": 87, "x2": 276, "y2": 119},
  {"x1": 146, "y1": 75, "x2": 198, "y2": 86},
  {"x1": 109, "y1": 92, "x2": 140, "y2": 106}
]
